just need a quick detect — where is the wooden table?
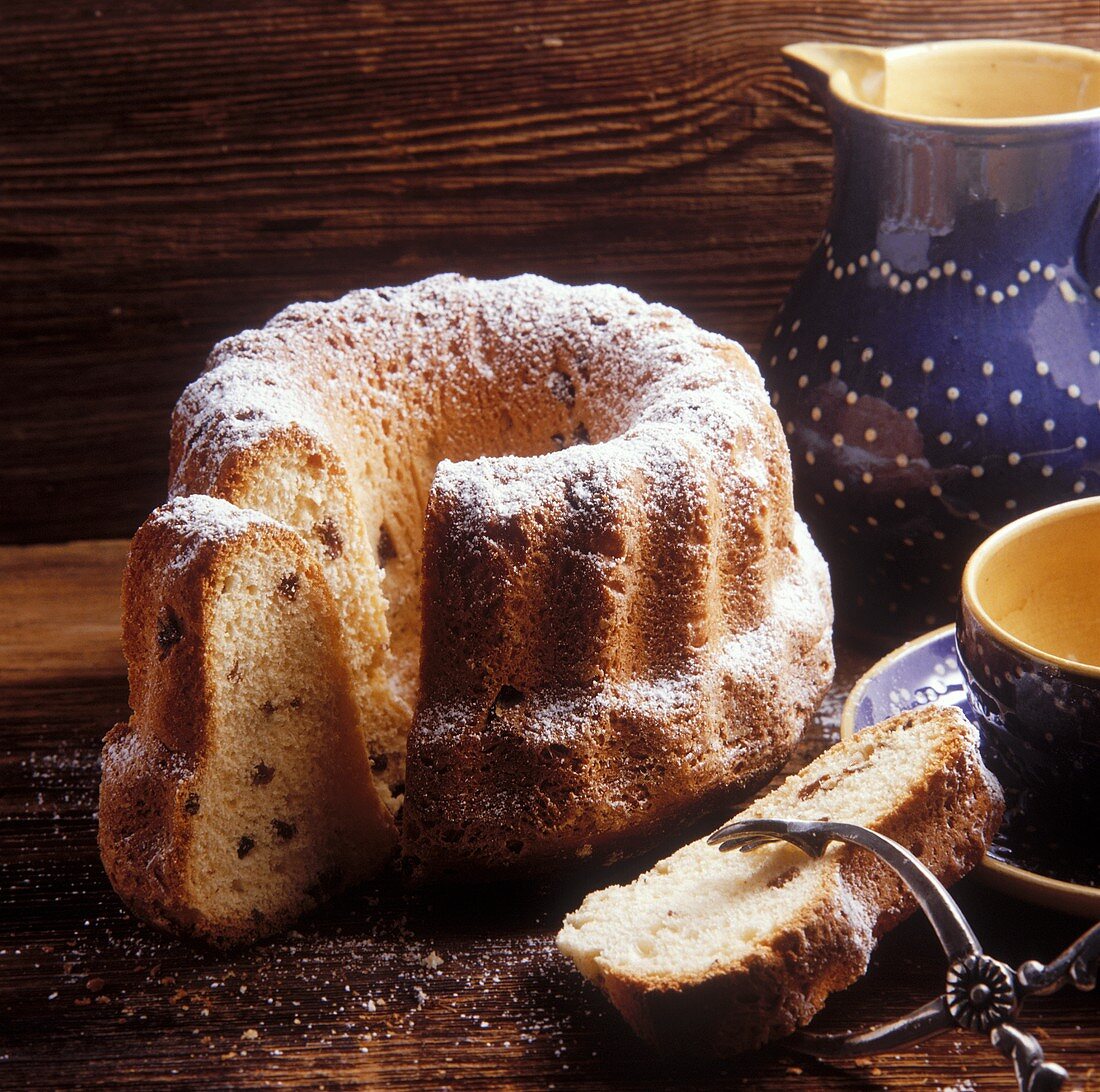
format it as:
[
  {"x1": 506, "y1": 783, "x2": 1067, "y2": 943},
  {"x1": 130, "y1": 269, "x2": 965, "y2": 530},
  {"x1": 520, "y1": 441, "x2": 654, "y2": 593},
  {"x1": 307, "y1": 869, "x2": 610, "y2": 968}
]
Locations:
[
  {"x1": 3, "y1": 2, "x2": 1098, "y2": 1087},
  {"x1": 0, "y1": 541, "x2": 1096, "y2": 1090}
]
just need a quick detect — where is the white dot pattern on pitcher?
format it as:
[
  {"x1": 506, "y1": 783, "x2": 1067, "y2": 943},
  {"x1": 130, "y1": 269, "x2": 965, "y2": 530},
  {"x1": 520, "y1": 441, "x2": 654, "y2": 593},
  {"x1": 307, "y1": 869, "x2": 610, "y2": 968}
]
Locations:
[
  {"x1": 817, "y1": 242, "x2": 1091, "y2": 307},
  {"x1": 768, "y1": 252, "x2": 1097, "y2": 618},
  {"x1": 784, "y1": 315, "x2": 1099, "y2": 446}
]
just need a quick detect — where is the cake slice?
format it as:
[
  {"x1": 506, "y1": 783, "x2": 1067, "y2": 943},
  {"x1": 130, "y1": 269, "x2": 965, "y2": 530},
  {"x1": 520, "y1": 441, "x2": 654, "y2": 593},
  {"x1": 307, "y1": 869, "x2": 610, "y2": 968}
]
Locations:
[
  {"x1": 99, "y1": 496, "x2": 397, "y2": 947},
  {"x1": 556, "y1": 706, "x2": 1003, "y2": 1056}
]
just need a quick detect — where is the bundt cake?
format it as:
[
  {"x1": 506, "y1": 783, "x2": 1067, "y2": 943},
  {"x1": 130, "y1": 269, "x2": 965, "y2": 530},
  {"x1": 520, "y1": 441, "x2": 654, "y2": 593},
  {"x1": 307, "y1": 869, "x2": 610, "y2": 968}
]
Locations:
[
  {"x1": 99, "y1": 273, "x2": 834, "y2": 943},
  {"x1": 556, "y1": 707, "x2": 1003, "y2": 1057}
]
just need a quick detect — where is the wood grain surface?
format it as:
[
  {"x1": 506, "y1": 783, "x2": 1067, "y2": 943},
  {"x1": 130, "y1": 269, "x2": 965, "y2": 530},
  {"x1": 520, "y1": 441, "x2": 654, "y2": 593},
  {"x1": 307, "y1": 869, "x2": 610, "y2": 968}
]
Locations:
[
  {"x1": 0, "y1": 540, "x2": 1097, "y2": 1090},
  {"x1": 3, "y1": 1, "x2": 1097, "y2": 544}
]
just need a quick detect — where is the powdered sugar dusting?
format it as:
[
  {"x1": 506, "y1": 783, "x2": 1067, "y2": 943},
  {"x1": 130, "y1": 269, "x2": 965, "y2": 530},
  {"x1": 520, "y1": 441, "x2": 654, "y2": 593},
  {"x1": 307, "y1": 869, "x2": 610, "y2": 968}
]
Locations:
[
  {"x1": 140, "y1": 272, "x2": 831, "y2": 882},
  {"x1": 147, "y1": 495, "x2": 281, "y2": 574},
  {"x1": 170, "y1": 273, "x2": 769, "y2": 504}
]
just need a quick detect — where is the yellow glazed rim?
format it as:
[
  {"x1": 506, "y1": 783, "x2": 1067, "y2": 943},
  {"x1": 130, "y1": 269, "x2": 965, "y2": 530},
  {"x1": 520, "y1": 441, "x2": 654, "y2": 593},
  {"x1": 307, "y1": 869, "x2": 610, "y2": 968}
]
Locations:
[
  {"x1": 841, "y1": 625, "x2": 1100, "y2": 919},
  {"x1": 961, "y1": 496, "x2": 1100, "y2": 681},
  {"x1": 828, "y1": 39, "x2": 1100, "y2": 129}
]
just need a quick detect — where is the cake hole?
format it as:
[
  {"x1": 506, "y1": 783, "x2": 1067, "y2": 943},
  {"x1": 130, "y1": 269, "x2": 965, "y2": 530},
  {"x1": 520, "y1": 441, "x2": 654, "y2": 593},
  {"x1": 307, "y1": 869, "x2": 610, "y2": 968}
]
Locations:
[
  {"x1": 277, "y1": 572, "x2": 300, "y2": 600},
  {"x1": 797, "y1": 775, "x2": 827, "y2": 801},
  {"x1": 370, "y1": 753, "x2": 389, "y2": 773},
  {"x1": 493, "y1": 521, "x2": 529, "y2": 558},
  {"x1": 184, "y1": 420, "x2": 210, "y2": 451},
  {"x1": 589, "y1": 526, "x2": 625, "y2": 558},
  {"x1": 234, "y1": 408, "x2": 260, "y2": 421},
  {"x1": 271, "y1": 819, "x2": 297, "y2": 842},
  {"x1": 491, "y1": 686, "x2": 524, "y2": 717},
  {"x1": 261, "y1": 700, "x2": 276, "y2": 717},
  {"x1": 314, "y1": 516, "x2": 344, "y2": 559},
  {"x1": 549, "y1": 370, "x2": 576, "y2": 407},
  {"x1": 767, "y1": 866, "x2": 800, "y2": 890},
  {"x1": 506, "y1": 839, "x2": 525, "y2": 855},
  {"x1": 250, "y1": 762, "x2": 275, "y2": 787},
  {"x1": 796, "y1": 758, "x2": 870, "y2": 801},
  {"x1": 377, "y1": 525, "x2": 397, "y2": 566},
  {"x1": 183, "y1": 793, "x2": 200, "y2": 815},
  {"x1": 227, "y1": 659, "x2": 243, "y2": 683},
  {"x1": 550, "y1": 432, "x2": 566, "y2": 449},
  {"x1": 573, "y1": 422, "x2": 590, "y2": 445},
  {"x1": 237, "y1": 835, "x2": 256, "y2": 859},
  {"x1": 910, "y1": 838, "x2": 925, "y2": 858},
  {"x1": 155, "y1": 607, "x2": 183, "y2": 659}
]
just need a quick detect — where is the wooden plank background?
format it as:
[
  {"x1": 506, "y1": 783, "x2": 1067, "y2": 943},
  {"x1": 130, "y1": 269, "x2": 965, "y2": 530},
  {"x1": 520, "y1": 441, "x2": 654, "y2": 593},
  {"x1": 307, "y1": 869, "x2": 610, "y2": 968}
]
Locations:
[{"x1": 3, "y1": 1, "x2": 1097, "y2": 544}]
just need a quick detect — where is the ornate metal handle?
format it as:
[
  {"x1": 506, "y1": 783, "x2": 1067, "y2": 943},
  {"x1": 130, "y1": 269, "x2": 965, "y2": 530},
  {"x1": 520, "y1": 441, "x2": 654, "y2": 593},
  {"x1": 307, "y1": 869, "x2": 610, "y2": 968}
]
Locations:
[
  {"x1": 708, "y1": 818, "x2": 981, "y2": 960},
  {"x1": 1017, "y1": 922, "x2": 1100, "y2": 996}
]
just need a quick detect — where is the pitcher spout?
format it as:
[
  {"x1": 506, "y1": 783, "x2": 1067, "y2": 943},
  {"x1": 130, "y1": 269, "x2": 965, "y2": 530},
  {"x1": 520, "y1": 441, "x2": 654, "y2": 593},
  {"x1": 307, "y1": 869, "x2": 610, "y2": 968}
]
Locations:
[{"x1": 783, "y1": 42, "x2": 886, "y2": 109}]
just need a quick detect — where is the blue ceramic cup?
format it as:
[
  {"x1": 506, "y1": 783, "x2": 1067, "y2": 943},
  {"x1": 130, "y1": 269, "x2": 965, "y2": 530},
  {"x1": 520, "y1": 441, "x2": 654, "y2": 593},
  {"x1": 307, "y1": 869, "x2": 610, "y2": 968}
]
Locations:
[{"x1": 957, "y1": 498, "x2": 1100, "y2": 848}]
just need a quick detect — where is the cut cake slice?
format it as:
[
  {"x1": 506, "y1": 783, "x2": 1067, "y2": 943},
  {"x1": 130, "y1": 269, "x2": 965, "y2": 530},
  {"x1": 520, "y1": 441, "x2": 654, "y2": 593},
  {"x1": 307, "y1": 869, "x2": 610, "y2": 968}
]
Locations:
[{"x1": 556, "y1": 706, "x2": 1003, "y2": 1056}]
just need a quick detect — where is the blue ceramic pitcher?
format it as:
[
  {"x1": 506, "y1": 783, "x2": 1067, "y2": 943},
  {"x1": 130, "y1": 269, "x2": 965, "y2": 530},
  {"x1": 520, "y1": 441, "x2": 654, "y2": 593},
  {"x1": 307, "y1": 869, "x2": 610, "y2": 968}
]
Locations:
[{"x1": 763, "y1": 40, "x2": 1100, "y2": 642}]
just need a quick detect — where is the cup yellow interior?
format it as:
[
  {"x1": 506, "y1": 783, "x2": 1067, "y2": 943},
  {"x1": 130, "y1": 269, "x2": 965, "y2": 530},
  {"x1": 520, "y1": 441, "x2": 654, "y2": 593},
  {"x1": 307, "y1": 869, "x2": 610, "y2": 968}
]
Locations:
[{"x1": 963, "y1": 498, "x2": 1100, "y2": 677}]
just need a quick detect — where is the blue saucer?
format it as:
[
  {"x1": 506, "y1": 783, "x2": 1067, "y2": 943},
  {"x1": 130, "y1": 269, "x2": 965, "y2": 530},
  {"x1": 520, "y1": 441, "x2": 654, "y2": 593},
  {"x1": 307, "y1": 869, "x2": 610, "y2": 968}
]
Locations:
[{"x1": 842, "y1": 625, "x2": 1100, "y2": 918}]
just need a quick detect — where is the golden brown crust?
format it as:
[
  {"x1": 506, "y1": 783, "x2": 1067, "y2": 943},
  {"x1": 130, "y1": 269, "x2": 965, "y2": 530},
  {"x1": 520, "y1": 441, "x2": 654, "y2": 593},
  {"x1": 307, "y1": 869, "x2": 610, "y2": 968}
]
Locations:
[
  {"x1": 403, "y1": 518, "x2": 832, "y2": 877},
  {"x1": 99, "y1": 505, "x2": 233, "y2": 939}
]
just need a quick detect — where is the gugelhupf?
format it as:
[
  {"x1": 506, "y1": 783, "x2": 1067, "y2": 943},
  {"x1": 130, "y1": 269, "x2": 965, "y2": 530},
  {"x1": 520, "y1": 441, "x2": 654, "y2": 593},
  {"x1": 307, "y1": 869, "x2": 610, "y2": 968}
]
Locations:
[{"x1": 99, "y1": 274, "x2": 833, "y2": 944}]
